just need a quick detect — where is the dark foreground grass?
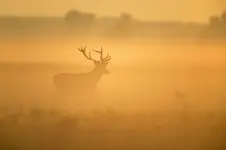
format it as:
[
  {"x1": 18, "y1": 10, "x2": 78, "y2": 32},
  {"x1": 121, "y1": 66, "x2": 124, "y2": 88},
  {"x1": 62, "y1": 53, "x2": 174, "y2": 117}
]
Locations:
[{"x1": 0, "y1": 107, "x2": 225, "y2": 150}]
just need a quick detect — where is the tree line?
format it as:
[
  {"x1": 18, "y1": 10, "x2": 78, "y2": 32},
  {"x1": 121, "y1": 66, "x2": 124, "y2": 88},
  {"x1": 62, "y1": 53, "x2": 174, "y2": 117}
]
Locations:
[
  {"x1": 0, "y1": 9, "x2": 226, "y2": 39},
  {"x1": 207, "y1": 11, "x2": 226, "y2": 38}
]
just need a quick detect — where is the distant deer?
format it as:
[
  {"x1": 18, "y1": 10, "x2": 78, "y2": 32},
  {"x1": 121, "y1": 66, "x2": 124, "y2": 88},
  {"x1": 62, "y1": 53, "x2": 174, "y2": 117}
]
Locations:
[{"x1": 53, "y1": 46, "x2": 111, "y2": 109}]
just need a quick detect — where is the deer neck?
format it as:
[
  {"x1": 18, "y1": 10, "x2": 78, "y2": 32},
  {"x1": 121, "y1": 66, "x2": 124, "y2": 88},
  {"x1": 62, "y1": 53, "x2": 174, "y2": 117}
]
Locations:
[{"x1": 90, "y1": 68, "x2": 103, "y2": 82}]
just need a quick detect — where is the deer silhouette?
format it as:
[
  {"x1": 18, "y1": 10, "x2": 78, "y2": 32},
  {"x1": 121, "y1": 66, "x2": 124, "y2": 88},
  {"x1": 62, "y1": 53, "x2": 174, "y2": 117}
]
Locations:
[{"x1": 53, "y1": 46, "x2": 111, "y2": 110}]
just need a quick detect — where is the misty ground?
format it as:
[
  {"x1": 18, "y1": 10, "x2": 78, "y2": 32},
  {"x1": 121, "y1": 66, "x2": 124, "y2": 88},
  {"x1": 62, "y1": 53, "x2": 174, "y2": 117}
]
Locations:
[{"x1": 0, "y1": 38, "x2": 225, "y2": 150}]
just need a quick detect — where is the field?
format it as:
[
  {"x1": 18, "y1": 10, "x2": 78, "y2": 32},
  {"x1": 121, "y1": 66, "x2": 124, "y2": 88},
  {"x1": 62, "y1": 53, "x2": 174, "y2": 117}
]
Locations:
[{"x1": 0, "y1": 37, "x2": 225, "y2": 149}]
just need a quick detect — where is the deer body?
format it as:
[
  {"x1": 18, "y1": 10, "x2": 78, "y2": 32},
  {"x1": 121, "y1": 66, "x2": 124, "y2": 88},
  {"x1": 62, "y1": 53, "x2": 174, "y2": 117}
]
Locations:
[
  {"x1": 53, "y1": 46, "x2": 111, "y2": 111},
  {"x1": 53, "y1": 70, "x2": 104, "y2": 94}
]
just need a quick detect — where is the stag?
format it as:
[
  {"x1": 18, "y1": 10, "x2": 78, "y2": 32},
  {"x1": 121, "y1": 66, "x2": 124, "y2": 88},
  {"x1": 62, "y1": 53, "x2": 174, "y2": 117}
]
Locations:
[{"x1": 53, "y1": 46, "x2": 111, "y2": 109}]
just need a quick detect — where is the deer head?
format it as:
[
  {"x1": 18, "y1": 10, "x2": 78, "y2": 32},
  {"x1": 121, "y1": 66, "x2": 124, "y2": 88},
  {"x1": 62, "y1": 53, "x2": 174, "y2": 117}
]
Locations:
[{"x1": 78, "y1": 46, "x2": 111, "y2": 74}]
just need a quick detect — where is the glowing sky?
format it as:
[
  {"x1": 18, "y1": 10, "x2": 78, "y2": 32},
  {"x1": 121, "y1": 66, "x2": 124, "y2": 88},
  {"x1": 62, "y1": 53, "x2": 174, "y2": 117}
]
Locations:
[{"x1": 0, "y1": 0, "x2": 225, "y2": 22}]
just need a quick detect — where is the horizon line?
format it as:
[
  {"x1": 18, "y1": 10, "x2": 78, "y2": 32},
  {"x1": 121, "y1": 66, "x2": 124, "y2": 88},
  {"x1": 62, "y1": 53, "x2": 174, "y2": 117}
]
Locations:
[{"x1": 0, "y1": 14, "x2": 208, "y2": 24}]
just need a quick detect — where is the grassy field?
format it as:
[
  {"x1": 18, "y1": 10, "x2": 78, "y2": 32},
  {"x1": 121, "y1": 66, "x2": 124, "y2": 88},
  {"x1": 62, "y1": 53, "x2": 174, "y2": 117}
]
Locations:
[{"x1": 0, "y1": 38, "x2": 225, "y2": 149}]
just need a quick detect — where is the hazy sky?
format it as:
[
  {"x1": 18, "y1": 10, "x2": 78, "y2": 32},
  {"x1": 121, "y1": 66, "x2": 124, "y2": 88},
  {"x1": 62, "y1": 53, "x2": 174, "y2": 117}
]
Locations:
[{"x1": 0, "y1": 0, "x2": 225, "y2": 22}]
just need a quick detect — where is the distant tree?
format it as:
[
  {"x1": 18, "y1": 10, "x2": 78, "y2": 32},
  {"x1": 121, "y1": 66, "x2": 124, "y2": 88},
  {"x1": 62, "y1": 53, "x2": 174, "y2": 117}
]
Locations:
[
  {"x1": 220, "y1": 11, "x2": 226, "y2": 35},
  {"x1": 64, "y1": 9, "x2": 83, "y2": 29},
  {"x1": 221, "y1": 11, "x2": 226, "y2": 21},
  {"x1": 119, "y1": 13, "x2": 132, "y2": 23},
  {"x1": 221, "y1": 11, "x2": 226, "y2": 27},
  {"x1": 207, "y1": 12, "x2": 226, "y2": 38},
  {"x1": 113, "y1": 12, "x2": 133, "y2": 37},
  {"x1": 209, "y1": 16, "x2": 221, "y2": 27},
  {"x1": 81, "y1": 13, "x2": 96, "y2": 28},
  {"x1": 118, "y1": 13, "x2": 132, "y2": 29},
  {"x1": 65, "y1": 9, "x2": 82, "y2": 21},
  {"x1": 64, "y1": 9, "x2": 96, "y2": 32}
]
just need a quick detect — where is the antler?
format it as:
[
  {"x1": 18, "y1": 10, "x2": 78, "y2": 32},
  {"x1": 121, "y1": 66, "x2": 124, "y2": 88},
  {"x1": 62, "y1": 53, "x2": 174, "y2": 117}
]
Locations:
[
  {"x1": 92, "y1": 46, "x2": 111, "y2": 64},
  {"x1": 78, "y1": 46, "x2": 98, "y2": 62},
  {"x1": 79, "y1": 46, "x2": 111, "y2": 64}
]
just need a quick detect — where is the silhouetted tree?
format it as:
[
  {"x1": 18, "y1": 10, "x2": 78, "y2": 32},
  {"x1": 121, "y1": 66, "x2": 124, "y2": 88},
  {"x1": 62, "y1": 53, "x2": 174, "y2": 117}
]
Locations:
[
  {"x1": 207, "y1": 11, "x2": 226, "y2": 38},
  {"x1": 209, "y1": 16, "x2": 221, "y2": 28},
  {"x1": 64, "y1": 9, "x2": 83, "y2": 31},
  {"x1": 64, "y1": 9, "x2": 96, "y2": 33},
  {"x1": 120, "y1": 13, "x2": 132, "y2": 22},
  {"x1": 110, "y1": 12, "x2": 133, "y2": 37},
  {"x1": 118, "y1": 13, "x2": 132, "y2": 31},
  {"x1": 221, "y1": 11, "x2": 226, "y2": 35},
  {"x1": 65, "y1": 10, "x2": 82, "y2": 22},
  {"x1": 82, "y1": 13, "x2": 96, "y2": 28},
  {"x1": 221, "y1": 11, "x2": 226, "y2": 23}
]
